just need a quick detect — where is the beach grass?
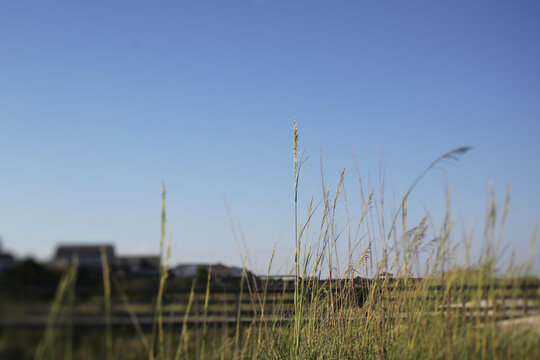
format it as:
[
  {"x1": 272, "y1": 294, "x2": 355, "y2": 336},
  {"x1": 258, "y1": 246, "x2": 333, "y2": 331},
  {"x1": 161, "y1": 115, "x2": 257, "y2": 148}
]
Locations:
[{"x1": 5, "y1": 122, "x2": 538, "y2": 359}]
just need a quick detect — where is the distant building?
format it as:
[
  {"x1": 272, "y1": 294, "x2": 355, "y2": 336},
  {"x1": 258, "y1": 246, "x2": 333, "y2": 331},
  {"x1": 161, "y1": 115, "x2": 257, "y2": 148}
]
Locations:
[
  {"x1": 171, "y1": 263, "x2": 247, "y2": 279},
  {"x1": 0, "y1": 253, "x2": 15, "y2": 274},
  {"x1": 0, "y1": 240, "x2": 15, "y2": 274},
  {"x1": 116, "y1": 255, "x2": 160, "y2": 277},
  {"x1": 48, "y1": 244, "x2": 249, "y2": 279},
  {"x1": 378, "y1": 271, "x2": 394, "y2": 279},
  {"x1": 171, "y1": 263, "x2": 204, "y2": 278},
  {"x1": 51, "y1": 244, "x2": 115, "y2": 270},
  {"x1": 223, "y1": 265, "x2": 244, "y2": 277}
]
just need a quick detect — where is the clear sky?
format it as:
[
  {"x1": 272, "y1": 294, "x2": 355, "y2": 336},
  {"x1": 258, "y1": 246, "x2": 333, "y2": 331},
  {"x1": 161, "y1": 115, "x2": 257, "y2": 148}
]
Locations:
[{"x1": 1, "y1": 0, "x2": 539, "y2": 275}]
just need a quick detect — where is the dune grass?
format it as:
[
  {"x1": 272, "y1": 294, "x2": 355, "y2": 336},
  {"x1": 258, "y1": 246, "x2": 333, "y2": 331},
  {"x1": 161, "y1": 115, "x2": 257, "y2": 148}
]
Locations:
[{"x1": 25, "y1": 122, "x2": 540, "y2": 360}]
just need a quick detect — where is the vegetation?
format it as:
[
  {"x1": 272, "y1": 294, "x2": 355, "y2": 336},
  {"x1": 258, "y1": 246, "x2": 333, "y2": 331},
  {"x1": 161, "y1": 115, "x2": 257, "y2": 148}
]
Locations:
[{"x1": 1, "y1": 122, "x2": 539, "y2": 359}]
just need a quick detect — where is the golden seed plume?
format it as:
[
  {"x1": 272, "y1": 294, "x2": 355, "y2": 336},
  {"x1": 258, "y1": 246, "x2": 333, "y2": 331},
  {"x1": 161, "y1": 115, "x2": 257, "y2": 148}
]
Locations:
[{"x1": 293, "y1": 115, "x2": 298, "y2": 171}]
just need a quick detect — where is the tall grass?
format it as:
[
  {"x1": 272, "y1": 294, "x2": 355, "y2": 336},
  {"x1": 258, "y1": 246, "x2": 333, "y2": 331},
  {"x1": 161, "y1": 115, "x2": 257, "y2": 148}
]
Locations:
[
  {"x1": 27, "y1": 121, "x2": 539, "y2": 360},
  {"x1": 150, "y1": 183, "x2": 172, "y2": 360},
  {"x1": 34, "y1": 257, "x2": 78, "y2": 360},
  {"x1": 100, "y1": 246, "x2": 114, "y2": 360}
]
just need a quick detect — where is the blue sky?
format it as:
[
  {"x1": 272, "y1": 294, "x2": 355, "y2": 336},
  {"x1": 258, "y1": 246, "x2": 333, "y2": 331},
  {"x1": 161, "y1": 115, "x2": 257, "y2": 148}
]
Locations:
[{"x1": 1, "y1": 1, "x2": 539, "y2": 275}]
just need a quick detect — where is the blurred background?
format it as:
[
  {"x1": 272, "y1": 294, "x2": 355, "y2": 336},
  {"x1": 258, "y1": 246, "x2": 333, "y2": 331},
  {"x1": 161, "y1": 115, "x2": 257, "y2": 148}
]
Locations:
[{"x1": 0, "y1": 0, "x2": 539, "y2": 274}]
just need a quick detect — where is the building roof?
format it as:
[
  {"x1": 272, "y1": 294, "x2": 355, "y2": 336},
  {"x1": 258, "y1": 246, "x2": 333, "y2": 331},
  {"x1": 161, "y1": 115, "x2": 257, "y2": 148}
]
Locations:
[
  {"x1": 117, "y1": 255, "x2": 160, "y2": 261},
  {"x1": 0, "y1": 253, "x2": 14, "y2": 261},
  {"x1": 171, "y1": 263, "x2": 248, "y2": 278},
  {"x1": 116, "y1": 255, "x2": 160, "y2": 266},
  {"x1": 55, "y1": 244, "x2": 115, "y2": 258}
]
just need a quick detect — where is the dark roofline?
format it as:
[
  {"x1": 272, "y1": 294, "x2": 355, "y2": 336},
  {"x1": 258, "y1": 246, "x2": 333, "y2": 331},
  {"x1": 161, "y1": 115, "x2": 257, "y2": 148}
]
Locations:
[
  {"x1": 55, "y1": 244, "x2": 116, "y2": 258},
  {"x1": 0, "y1": 253, "x2": 14, "y2": 260},
  {"x1": 56, "y1": 244, "x2": 115, "y2": 249}
]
